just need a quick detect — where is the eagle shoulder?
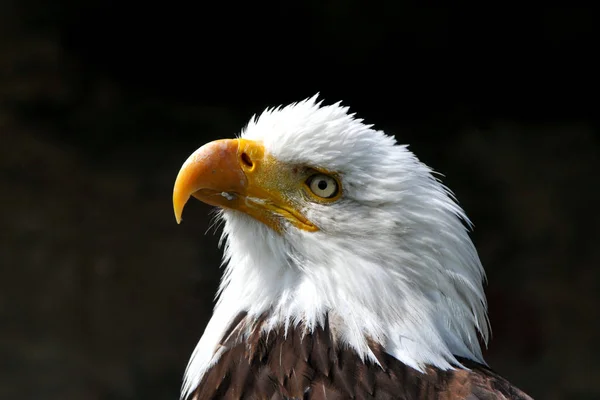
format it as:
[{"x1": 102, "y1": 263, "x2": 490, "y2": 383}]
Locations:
[{"x1": 188, "y1": 314, "x2": 532, "y2": 400}]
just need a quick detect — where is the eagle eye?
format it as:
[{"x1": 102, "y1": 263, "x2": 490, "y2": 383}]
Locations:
[{"x1": 306, "y1": 173, "x2": 339, "y2": 199}]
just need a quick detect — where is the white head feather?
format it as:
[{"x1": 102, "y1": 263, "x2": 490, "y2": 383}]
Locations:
[{"x1": 181, "y1": 94, "x2": 490, "y2": 398}]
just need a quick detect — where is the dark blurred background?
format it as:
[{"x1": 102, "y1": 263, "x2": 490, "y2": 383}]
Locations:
[{"x1": 1, "y1": 2, "x2": 598, "y2": 399}]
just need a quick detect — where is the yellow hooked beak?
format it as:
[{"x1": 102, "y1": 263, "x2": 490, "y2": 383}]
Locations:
[{"x1": 173, "y1": 139, "x2": 318, "y2": 233}]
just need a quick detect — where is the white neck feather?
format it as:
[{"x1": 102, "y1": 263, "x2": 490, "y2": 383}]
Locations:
[{"x1": 182, "y1": 206, "x2": 489, "y2": 399}]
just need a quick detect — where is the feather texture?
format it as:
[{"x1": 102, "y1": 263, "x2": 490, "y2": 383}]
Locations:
[{"x1": 188, "y1": 314, "x2": 532, "y2": 400}]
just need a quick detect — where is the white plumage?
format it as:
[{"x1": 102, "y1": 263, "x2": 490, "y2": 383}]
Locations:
[{"x1": 180, "y1": 95, "x2": 489, "y2": 399}]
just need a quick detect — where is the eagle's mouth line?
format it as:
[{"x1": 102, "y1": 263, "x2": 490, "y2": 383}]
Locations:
[
  {"x1": 197, "y1": 190, "x2": 317, "y2": 231},
  {"x1": 245, "y1": 196, "x2": 317, "y2": 231}
]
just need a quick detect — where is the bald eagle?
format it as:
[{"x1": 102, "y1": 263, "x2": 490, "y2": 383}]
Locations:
[{"x1": 172, "y1": 96, "x2": 533, "y2": 400}]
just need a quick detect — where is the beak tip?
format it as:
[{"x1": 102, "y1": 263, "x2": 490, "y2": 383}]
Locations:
[{"x1": 173, "y1": 192, "x2": 187, "y2": 225}]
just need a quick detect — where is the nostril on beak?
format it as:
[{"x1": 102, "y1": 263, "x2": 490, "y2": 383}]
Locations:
[{"x1": 240, "y1": 152, "x2": 254, "y2": 169}]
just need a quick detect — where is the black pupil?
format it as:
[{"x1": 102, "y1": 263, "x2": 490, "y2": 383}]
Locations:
[{"x1": 317, "y1": 180, "x2": 328, "y2": 190}]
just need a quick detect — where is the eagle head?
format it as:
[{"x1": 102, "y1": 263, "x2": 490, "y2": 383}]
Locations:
[{"x1": 173, "y1": 95, "x2": 490, "y2": 397}]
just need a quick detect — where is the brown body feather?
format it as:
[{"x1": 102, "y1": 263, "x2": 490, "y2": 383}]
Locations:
[{"x1": 189, "y1": 314, "x2": 532, "y2": 400}]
